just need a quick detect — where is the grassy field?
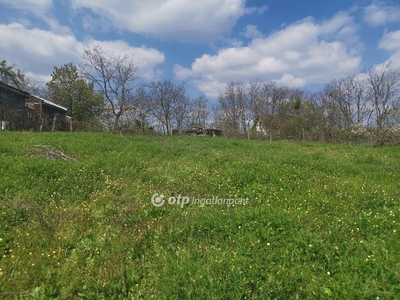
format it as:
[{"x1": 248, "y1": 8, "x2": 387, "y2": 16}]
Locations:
[{"x1": 0, "y1": 132, "x2": 399, "y2": 299}]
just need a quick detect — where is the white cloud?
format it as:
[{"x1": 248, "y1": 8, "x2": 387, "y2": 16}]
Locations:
[
  {"x1": 69, "y1": 0, "x2": 246, "y2": 42},
  {"x1": 319, "y1": 12, "x2": 356, "y2": 36},
  {"x1": 0, "y1": 23, "x2": 80, "y2": 61},
  {"x1": 0, "y1": 0, "x2": 52, "y2": 11},
  {"x1": 82, "y1": 14, "x2": 113, "y2": 33},
  {"x1": 85, "y1": 39, "x2": 165, "y2": 80},
  {"x1": 192, "y1": 80, "x2": 227, "y2": 98},
  {"x1": 386, "y1": 52, "x2": 400, "y2": 70},
  {"x1": 1, "y1": 0, "x2": 72, "y2": 36},
  {"x1": 364, "y1": 1, "x2": 400, "y2": 27},
  {"x1": 25, "y1": 71, "x2": 52, "y2": 83},
  {"x1": 244, "y1": 5, "x2": 268, "y2": 15},
  {"x1": 242, "y1": 25, "x2": 263, "y2": 39},
  {"x1": 174, "y1": 14, "x2": 362, "y2": 98},
  {"x1": 379, "y1": 30, "x2": 400, "y2": 69},
  {"x1": 379, "y1": 30, "x2": 400, "y2": 51},
  {"x1": 0, "y1": 23, "x2": 165, "y2": 82},
  {"x1": 276, "y1": 73, "x2": 306, "y2": 87},
  {"x1": 219, "y1": 37, "x2": 244, "y2": 48}
]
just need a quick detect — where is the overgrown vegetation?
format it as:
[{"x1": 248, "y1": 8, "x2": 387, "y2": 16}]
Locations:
[
  {"x1": 2, "y1": 53, "x2": 400, "y2": 143},
  {"x1": 0, "y1": 132, "x2": 399, "y2": 298}
]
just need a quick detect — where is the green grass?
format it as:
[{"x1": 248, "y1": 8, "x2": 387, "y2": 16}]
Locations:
[{"x1": 0, "y1": 132, "x2": 399, "y2": 299}]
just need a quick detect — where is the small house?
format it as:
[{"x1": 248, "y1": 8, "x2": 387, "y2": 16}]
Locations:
[
  {"x1": 26, "y1": 95, "x2": 68, "y2": 131},
  {"x1": 180, "y1": 126, "x2": 222, "y2": 136},
  {"x1": 0, "y1": 82, "x2": 33, "y2": 130},
  {"x1": 0, "y1": 81, "x2": 69, "y2": 131}
]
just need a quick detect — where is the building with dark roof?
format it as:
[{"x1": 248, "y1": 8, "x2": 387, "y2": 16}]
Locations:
[{"x1": 0, "y1": 81, "x2": 69, "y2": 131}]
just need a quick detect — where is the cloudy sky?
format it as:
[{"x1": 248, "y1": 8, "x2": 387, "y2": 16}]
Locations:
[{"x1": 0, "y1": 0, "x2": 399, "y2": 98}]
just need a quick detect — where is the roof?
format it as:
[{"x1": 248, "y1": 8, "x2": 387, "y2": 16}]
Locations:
[
  {"x1": 0, "y1": 81, "x2": 30, "y2": 98},
  {"x1": 30, "y1": 94, "x2": 67, "y2": 112}
]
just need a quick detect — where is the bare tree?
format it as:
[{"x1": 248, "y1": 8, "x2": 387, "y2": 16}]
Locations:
[
  {"x1": 131, "y1": 85, "x2": 153, "y2": 131},
  {"x1": 248, "y1": 79, "x2": 265, "y2": 131},
  {"x1": 364, "y1": 63, "x2": 400, "y2": 132},
  {"x1": 173, "y1": 92, "x2": 191, "y2": 134},
  {"x1": 23, "y1": 77, "x2": 48, "y2": 99},
  {"x1": 191, "y1": 94, "x2": 209, "y2": 128},
  {"x1": 321, "y1": 77, "x2": 354, "y2": 131},
  {"x1": 147, "y1": 79, "x2": 187, "y2": 135},
  {"x1": 344, "y1": 74, "x2": 371, "y2": 126},
  {"x1": 253, "y1": 83, "x2": 300, "y2": 134},
  {"x1": 217, "y1": 81, "x2": 248, "y2": 135},
  {"x1": 80, "y1": 45, "x2": 139, "y2": 133}
]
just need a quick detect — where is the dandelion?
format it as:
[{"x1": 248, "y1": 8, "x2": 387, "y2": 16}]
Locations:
[
  {"x1": 267, "y1": 243, "x2": 270, "y2": 246},
  {"x1": 327, "y1": 271, "x2": 331, "y2": 276}
]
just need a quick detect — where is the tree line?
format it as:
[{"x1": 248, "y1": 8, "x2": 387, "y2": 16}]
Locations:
[
  {"x1": 1, "y1": 46, "x2": 209, "y2": 135},
  {"x1": 216, "y1": 65, "x2": 400, "y2": 144},
  {"x1": 1, "y1": 46, "x2": 400, "y2": 144}
]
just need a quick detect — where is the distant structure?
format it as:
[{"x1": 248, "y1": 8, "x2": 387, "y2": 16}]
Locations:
[
  {"x1": 172, "y1": 126, "x2": 222, "y2": 136},
  {"x1": 205, "y1": 128, "x2": 222, "y2": 136},
  {"x1": 0, "y1": 81, "x2": 69, "y2": 131},
  {"x1": 0, "y1": 82, "x2": 31, "y2": 130}
]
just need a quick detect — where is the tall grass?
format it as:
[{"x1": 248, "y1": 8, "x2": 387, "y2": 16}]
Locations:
[{"x1": 0, "y1": 132, "x2": 399, "y2": 299}]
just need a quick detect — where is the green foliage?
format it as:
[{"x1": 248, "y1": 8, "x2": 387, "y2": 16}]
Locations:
[
  {"x1": 0, "y1": 60, "x2": 25, "y2": 88},
  {"x1": 47, "y1": 63, "x2": 104, "y2": 121},
  {"x1": 0, "y1": 132, "x2": 400, "y2": 298},
  {"x1": 278, "y1": 97, "x2": 324, "y2": 139}
]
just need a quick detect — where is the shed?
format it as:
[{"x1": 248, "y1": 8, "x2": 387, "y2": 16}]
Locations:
[
  {"x1": 26, "y1": 95, "x2": 68, "y2": 131},
  {"x1": 0, "y1": 82, "x2": 32, "y2": 130}
]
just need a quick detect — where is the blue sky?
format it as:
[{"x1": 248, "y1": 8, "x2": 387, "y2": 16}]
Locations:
[{"x1": 0, "y1": 0, "x2": 399, "y2": 99}]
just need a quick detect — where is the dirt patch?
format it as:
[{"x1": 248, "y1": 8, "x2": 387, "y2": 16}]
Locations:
[{"x1": 27, "y1": 145, "x2": 77, "y2": 162}]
